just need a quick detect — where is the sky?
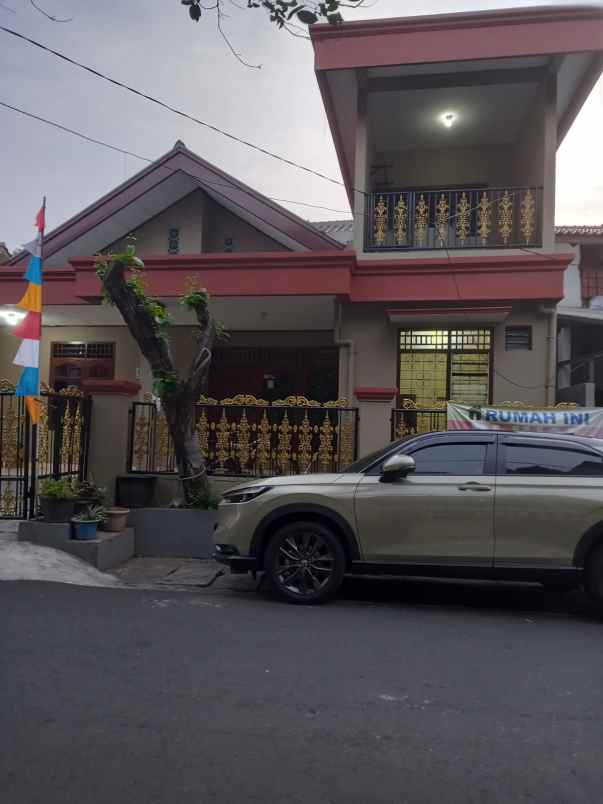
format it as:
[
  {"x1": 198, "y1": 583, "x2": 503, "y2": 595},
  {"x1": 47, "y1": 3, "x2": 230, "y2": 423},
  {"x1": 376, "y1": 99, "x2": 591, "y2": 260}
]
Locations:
[{"x1": 0, "y1": 0, "x2": 602, "y2": 251}]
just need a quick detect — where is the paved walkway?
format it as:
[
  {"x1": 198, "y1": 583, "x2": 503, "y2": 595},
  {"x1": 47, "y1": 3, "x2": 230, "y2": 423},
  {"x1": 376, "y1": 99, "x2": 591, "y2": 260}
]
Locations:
[
  {"x1": 0, "y1": 519, "x2": 120, "y2": 588},
  {"x1": 114, "y1": 556, "x2": 257, "y2": 595},
  {"x1": 1, "y1": 519, "x2": 253, "y2": 594}
]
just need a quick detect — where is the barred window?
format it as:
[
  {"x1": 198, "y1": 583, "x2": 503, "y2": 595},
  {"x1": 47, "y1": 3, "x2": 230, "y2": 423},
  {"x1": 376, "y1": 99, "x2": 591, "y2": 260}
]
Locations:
[
  {"x1": 52, "y1": 342, "x2": 115, "y2": 359},
  {"x1": 399, "y1": 328, "x2": 491, "y2": 408},
  {"x1": 50, "y1": 342, "x2": 115, "y2": 390}
]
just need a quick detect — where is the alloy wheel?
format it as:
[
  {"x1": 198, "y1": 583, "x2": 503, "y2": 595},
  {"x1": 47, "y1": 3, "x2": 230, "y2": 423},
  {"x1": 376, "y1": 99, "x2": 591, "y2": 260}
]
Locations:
[{"x1": 275, "y1": 529, "x2": 335, "y2": 597}]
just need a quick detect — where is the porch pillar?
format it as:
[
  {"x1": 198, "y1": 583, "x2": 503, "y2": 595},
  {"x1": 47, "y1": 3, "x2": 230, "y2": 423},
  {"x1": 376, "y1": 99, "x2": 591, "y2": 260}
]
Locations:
[
  {"x1": 355, "y1": 387, "x2": 398, "y2": 455},
  {"x1": 81, "y1": 380, "x2": 141, "y2": 504},
  {"x1": 339, "y1": 303, "x2": 399, "y2": 455}
]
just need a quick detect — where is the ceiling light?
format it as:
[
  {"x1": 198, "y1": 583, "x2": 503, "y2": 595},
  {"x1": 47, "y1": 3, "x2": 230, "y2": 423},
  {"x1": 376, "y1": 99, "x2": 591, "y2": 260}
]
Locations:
[
  {"x1": 0, "y1": 309, "x2": 26, "y2": 327},
  {"x1": 441, "y1": 112, "x2": 456, "y2": 128}
]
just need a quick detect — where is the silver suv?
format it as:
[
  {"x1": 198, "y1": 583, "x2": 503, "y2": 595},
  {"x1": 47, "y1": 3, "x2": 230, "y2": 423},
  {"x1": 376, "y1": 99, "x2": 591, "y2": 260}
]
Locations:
[{"x1": 214, "y1": 430, "x2": 603, "y2": 604}]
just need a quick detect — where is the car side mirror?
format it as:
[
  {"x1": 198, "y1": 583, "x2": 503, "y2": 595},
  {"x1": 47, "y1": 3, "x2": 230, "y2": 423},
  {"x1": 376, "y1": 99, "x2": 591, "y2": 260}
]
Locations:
[{"x1": 380, "y1": 454, "x2": 416, "y2": 482}]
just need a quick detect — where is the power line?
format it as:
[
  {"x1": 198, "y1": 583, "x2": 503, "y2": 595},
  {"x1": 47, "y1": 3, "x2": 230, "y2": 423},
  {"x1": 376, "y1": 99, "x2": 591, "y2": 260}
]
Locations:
[
  {"x1": 0, "y1": 25, "x2": 348, "y2": 192},
  {"x1": 0, "y1": 100, "x2": 350, "y2": 216}
]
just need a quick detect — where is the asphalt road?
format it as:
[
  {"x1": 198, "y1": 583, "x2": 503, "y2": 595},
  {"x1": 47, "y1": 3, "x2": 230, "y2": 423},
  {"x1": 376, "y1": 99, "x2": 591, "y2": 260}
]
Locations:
[{"x1": 1, "y1": 578, "x2": 602, "y2": 804}]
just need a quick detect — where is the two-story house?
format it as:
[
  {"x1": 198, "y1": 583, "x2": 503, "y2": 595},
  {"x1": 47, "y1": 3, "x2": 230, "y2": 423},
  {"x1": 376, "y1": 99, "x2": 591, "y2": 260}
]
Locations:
[{"x1": 1, "y1": 5, "x2": 602, "y2": 470}]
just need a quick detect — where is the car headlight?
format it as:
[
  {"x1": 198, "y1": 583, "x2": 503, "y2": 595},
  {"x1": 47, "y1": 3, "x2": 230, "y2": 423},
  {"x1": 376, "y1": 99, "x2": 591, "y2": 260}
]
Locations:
[{"x1": 222, "y1": 485, "x2": 272, "y2": 504}]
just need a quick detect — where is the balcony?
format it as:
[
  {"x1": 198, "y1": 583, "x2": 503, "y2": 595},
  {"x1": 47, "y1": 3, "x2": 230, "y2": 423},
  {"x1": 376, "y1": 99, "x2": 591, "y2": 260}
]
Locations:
[{"x1": 365, "y1": 186, "x2": 542, "y2": 252}]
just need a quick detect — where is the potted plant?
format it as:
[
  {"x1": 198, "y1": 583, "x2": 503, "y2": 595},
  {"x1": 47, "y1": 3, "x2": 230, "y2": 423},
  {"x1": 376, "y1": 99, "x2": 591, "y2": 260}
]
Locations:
[
  {"x1": 39, "y1": 478, "x2": 76, "y2": 523},
  {"x1": 73, "y1": 479, "x2": 106, "y2": 514},
  {"x1": 71, "y1": 505, "x2": 106, "y2": 540},
  {"x1": 103, "y1": 507, "x2": 130, "y2": 533}
]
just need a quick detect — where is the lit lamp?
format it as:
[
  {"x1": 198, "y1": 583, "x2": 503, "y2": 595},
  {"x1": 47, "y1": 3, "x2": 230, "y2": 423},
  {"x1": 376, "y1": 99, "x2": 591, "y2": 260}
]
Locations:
[
  {"x1": 441, "y1": 112, "x2": 456, "y2": 128},
  {"x1": 0, "y1": 309, "x2": 26, "y2": 327}
]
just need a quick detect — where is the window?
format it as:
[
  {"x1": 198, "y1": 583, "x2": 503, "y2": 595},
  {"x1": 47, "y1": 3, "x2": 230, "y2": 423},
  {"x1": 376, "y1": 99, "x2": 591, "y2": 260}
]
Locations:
[
  {"x1": 504, "y1": 444, "x2": 603, "y2": 476},
  {"x1": 52, "y1": 342, "x2": 114, "y2": 359},
  {"x1": 410, "y1": 442, "x2": 488, "y2": 476},
  {"x1": 167, "y1": 227, "x2": 180, "y2": 255},
  {"x1": 50, "y1": 342, "x2": 115, "y2": 391},
  {"x1": 505, "y1": 326, "x2": 532, "y2": 351},
  {"x1": 399, "y1": 328, "x2": 491, "y2": 408}
]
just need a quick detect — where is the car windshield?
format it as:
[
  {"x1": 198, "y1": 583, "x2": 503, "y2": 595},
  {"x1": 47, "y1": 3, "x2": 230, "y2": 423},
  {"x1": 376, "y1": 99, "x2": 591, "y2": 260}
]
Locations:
[{"x1": 342, "y1": 440, "x2": 406, "y2": 473}]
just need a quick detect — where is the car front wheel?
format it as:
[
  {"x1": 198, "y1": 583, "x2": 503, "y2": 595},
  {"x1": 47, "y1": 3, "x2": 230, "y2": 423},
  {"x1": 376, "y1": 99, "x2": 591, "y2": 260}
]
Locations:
[{"x1": 264, "y1": 520, "x2": 346, "y2": 604}]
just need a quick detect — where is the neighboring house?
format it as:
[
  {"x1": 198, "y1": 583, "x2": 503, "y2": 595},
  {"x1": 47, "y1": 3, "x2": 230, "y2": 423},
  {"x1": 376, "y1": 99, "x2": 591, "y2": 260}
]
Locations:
[
  {"x1": 555, "y1": 226, "x2": 603, "y2": 405},
  {"x1": 1, "y1": 5, "x2": 603, "y2": 459},
  {"x1": 0, "y1": 242, "x2": 11, "y2": 264}
]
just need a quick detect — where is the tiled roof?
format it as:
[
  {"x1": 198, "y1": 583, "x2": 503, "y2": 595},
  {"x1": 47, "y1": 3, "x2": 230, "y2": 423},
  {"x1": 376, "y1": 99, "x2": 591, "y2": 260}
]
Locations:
[
  {"x1": 311, "y1": 220, "x2": 603, "y2": 244},
  {"x1": 555, "y1": 225, "x2": 603, "y2": 238},
  {"x1": 311, "y1": 219, "x2": 354, "y2": 245}
]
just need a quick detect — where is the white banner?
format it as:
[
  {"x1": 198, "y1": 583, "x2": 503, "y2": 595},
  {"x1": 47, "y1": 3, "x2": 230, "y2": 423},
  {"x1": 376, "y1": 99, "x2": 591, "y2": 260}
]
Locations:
[{"x1": 447, "y1": 403, "x2": 603, "y2": 438}]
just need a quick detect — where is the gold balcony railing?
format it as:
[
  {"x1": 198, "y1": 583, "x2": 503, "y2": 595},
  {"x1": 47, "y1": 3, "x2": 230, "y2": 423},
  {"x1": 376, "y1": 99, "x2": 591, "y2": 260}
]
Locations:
[{"x1": 367, "y1": 186, "x2": 543, "y2": 251}]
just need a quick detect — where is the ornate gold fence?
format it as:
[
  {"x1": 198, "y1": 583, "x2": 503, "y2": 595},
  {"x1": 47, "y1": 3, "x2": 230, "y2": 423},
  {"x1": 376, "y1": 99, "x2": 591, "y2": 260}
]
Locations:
[
  {"x1": 367, "y1": 186, "x2": 543, "y2": 251},
  {"x1": 128, "y1": 395, "x2": 359, "y2": 476},
  {"x1": 0, "y1": 382, "x2": 92, "y2": 518}
]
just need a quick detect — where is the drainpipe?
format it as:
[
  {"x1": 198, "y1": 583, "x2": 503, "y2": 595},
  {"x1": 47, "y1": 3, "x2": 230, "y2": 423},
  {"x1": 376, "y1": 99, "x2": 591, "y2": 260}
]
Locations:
[
  {"x1": 540, "y1": 303, "x2": 558, "y2": 406},
  {"x1": 334, "y1": 300, "x2": 355, "y2": 404}
]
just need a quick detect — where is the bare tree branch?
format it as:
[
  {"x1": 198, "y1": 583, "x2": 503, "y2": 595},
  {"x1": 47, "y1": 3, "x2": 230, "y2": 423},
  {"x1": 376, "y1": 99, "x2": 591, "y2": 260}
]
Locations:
[
  {"x1": 30, "y1": 0, "x2": 73, "y2": 22},
  {"x1": 216, "y1": 0, "x2": 262, "y2": 69},
  {"x1": 0, "y1": 2, "x2": 16, "y2": 14}
]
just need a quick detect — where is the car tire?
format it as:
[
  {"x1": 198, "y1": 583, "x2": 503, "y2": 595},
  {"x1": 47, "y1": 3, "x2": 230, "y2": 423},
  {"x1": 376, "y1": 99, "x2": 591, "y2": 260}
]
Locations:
[
  {"x1": 585, "y1": 543, "x2": 603, "y2": 603},
  {"x1": 264, "y1": 520, "x2": 346, "y2": 605}
]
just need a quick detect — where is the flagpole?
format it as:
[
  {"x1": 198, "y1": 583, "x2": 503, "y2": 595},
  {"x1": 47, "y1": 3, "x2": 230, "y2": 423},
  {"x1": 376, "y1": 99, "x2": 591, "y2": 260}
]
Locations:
[{"x1": 29, "y1": 196, "x2": 45, "y2": 516}]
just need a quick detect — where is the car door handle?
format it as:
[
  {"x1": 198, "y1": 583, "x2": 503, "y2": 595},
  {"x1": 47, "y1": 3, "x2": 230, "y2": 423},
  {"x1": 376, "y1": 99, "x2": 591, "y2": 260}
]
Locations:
[{"x1": 458, "y1": 483, "x2": 492, "y2": 492}]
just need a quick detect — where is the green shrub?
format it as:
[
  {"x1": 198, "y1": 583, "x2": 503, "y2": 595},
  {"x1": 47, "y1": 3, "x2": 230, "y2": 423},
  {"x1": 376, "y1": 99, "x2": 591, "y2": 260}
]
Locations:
[
  {"x1": 72, "y1": 505, "x2": 106, "y2": 523},
  {"x1": 39, "y1": 478, "x2": 76, "y2": 500},
  {"x1": 187, "y1": 488, "x2": 220, "y2": 511}
]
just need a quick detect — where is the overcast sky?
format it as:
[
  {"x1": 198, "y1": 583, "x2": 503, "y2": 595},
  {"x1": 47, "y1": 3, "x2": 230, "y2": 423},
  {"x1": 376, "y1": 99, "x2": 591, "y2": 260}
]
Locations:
[{"x1": 1, "y1": 0, "x2": 602, "y2": 251}]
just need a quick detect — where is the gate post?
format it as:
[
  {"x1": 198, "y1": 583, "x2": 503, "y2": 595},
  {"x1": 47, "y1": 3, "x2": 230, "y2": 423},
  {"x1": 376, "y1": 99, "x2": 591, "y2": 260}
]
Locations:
[{"x1": 81, "y1": 380, "x2": 141, "y2": 504}]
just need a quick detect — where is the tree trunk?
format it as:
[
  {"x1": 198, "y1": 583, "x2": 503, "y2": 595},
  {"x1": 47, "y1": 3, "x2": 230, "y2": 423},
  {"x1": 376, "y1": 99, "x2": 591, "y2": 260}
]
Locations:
[
  {"x1": 162, "y1": 393, "x2": 210, "y2": 503},
  {"x1": 102, "y1": 257, "x2": 216, "y2": 504}
]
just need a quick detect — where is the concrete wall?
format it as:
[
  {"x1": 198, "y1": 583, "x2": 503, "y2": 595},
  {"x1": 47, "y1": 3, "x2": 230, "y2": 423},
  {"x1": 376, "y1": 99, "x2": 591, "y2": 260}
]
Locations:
[
  {"x1": 514, "y1": 88, "x2": 545, "y2": 190},
  {"x1": 558, "y1": 245, "x2": 581, "y2": 308},
  {"x1": 110, "y1": 190, "x2": 205, "y2": 255},
  {"x1": 541, "y1": 75, "x2": 558, "y2": 252},
  {"x1": 109, "y1": 189, "x2": 284, "y2": 255},
  {"x1": 340, "y1": 303, "x2": 398, "y2": 455},
  {"x1": 371, "y1": 144, "x2": 516, "y2": 190},
  {"x1": 202, "y1": 196, "x2": 283, "y2": 253},
  {"x1": 492, "y1": 310, "x2": 549, "y2": 405}
]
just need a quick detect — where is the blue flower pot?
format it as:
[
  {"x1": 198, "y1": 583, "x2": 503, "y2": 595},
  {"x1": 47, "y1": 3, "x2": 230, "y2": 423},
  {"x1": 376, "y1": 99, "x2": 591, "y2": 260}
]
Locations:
[{"x1": 73, "y1": 520, "x2": 100, "y2": 540}]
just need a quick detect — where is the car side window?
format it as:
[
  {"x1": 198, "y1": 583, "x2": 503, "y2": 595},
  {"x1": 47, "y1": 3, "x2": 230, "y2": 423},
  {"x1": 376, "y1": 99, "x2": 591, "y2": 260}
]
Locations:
[
  {"x1": 408, "y1": 443, "x2": 488, "y2": 476},
  {"x1": 504, "y1": 444, "x2": 603, "y2": 476}
]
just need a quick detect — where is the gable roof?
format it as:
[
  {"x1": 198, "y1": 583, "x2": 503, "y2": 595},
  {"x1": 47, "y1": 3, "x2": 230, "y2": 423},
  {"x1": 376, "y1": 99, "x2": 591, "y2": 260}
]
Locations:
[{"x1": 9, "y1": 141, "x2": 342, "y2": 267}]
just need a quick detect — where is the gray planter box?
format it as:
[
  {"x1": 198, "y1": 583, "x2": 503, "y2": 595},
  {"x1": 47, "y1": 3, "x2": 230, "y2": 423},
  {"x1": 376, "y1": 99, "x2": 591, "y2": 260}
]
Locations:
[
  {"x1": 129, "y1": 508, "x2": 217, "y2": 558},
  {"x1": 18, "y1": 521, "x2": 135, "y2": 571}
]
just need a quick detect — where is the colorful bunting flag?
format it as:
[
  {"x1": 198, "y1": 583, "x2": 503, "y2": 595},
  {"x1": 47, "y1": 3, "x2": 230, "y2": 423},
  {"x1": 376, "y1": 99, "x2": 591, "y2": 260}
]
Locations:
[{"x1": 13, "y1": 200, "x2": 45, "y2": 424}]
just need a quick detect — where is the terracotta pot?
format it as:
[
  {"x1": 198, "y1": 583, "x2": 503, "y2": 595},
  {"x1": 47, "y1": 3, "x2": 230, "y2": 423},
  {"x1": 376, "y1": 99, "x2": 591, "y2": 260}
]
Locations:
[{"x1": 103, "y1": 507, "x2": 130, "y2": 533}]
